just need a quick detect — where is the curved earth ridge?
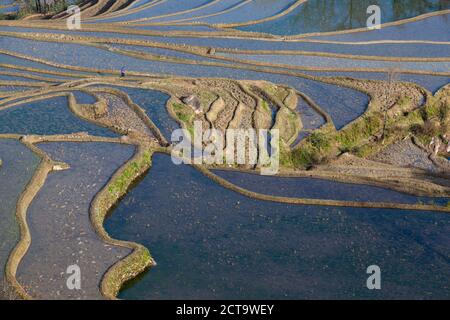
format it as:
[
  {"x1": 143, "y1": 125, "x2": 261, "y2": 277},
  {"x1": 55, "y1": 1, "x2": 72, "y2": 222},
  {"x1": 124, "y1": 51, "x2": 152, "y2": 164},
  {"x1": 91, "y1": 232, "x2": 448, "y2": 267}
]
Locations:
[{"x1": 0, "y1": 0, "x2": 449, "y2": 300}]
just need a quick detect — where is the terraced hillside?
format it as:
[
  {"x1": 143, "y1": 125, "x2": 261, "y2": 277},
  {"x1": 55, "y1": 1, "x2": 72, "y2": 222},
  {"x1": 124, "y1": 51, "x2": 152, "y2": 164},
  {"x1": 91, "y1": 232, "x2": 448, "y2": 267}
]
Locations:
[{"x1": 0, "y1": 0, "x2": 449, "y2": 300}]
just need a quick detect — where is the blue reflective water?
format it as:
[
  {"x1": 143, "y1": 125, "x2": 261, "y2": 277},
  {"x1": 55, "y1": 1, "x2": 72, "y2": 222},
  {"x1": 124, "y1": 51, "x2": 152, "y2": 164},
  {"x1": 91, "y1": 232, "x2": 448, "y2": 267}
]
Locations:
[
  {"x1": 109, "y1": 44, "x2": 236, "y2": 64},
  {"x1": 0, "y1": 96, "x2": 116, "y2": 136},
  {"x1": 0, "y1": 73, "x2": 44, "y2": 82},
  {"x1": 238, "y1": 0, "x2": 450, "y2": 35},
  {"x1": 130, "y1": 25, "x2": 220, "y2": 32},
  {"x1": 0, "y1": 36, "x2": 369, "y2": 129},
  {"x1": 107, "y1": 86, "x2": 175, "y2": 140},
  {"x1": 105, "y1": 153, "x2": 450, "y2": 299},
  {"x1": 0, "y1": 52, "x2": 92, "y2": 76},
  {"x1": 295, "y1": 70, "x2": 450, "y2": 94},
  {"x1": 17, "y1": 142, "x2": 134, "y2": 299},
  {"x1": 292, "y1": 95, "x2": 325, "y2": 146},
  {"x1": 0, "y1": 139, "x2": 39, "y2": 280},
  {"x1": 312, "y1": 12, "x2": 450, "y2": 42},
  {"x1": 213, "y1": 170, "x2": 449, "y2": 206}
]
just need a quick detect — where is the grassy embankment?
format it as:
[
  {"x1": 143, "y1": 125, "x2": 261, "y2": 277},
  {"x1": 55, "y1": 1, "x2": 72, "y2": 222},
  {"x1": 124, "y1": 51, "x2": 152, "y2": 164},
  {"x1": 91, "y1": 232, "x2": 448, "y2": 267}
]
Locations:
[{"x1": 92, "y1": 146, "x2": 156, "y2": 298}]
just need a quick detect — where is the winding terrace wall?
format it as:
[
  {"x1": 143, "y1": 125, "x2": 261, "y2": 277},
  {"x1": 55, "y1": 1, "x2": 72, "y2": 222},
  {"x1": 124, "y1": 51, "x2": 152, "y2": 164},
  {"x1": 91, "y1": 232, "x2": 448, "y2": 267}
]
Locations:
[{"x1": 0, "y1": 72, "x2": 447, "y2": 299}]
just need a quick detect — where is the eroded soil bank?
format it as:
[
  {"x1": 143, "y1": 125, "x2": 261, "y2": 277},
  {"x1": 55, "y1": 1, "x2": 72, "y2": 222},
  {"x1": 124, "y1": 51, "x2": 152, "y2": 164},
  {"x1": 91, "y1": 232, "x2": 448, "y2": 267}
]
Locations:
[{"x1": 106, "y1": 153, "x2": 450, "y2": 300}]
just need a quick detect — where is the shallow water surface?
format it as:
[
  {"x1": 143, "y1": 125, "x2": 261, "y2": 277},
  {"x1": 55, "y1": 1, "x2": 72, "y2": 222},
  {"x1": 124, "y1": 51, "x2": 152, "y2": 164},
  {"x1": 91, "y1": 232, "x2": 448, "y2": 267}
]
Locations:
[
  {"x1": 0, "y1": 95, "x2": 116, "y2": 137},
  {"x1": 95, "y1": 0, "x2": 212, "y2": 23},
  {"x1": 106, "y1": 153, "x2": 450, "y2": 299},
  {"x1": 0, "y1": 139, "x2": 39, "y2": 280}
]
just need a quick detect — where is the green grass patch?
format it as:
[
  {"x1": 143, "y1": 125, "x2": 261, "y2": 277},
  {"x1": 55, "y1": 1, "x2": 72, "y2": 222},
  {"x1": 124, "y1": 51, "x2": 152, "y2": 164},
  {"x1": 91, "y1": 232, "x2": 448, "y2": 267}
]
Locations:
[
  {"x1": 108, "y1": 150, "x2": 152, "y2": 197},
  {"x1": 291, "y1": 144, "x2": 319, "y2": 168},
  {"x1": 261, "y1": 100, "x2": 270, "y2": 112}
]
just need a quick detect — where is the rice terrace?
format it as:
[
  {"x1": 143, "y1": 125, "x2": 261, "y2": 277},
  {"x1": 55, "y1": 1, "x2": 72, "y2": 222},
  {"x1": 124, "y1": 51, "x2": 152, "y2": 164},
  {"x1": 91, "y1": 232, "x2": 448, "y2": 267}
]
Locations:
[{"x1": 0, "y1": 0, "x2": 449, "y2": 302}]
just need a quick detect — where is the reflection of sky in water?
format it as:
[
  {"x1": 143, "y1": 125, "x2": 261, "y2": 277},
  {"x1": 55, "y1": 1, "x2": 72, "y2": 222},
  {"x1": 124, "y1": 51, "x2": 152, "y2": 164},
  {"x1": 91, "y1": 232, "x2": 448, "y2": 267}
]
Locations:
[
  {"x1": 0, "y1": 5, "x2": 18, "y2": 14},
  {"x1": 17, "y1": 142, "x2": 134, "y2": 299},
  {"x1": 238, "y1": 0, "x2": 450, "y2": 35},
  {"x1": 312, "y1": 13, "x2": 450, "y2": 42},
  {"x1": 97, "y1": 0, "x2": 297, "y2": 24},
  {"x1": 198, "y1": 0, "x2": 298, "y2": 24},
  {"x1": 0, "y1": 66, "x2": 74, "y2": 81},
  {"x1": 109, "y1": 44, "x2": 237, "y2": 64},
  {"x1": 296, "y1": 71, "x2": 450, "y2": 94},
  {"x1": 103, "y1": 86, "x2": 175, "y2": 140},
  {"x1": 71, "y1": 91, "x2": 97, "y2": 104},
  {"x1": 292, "y1": 95, "x2": 326, "y2": 146},
  {"x1": 129, "y1": 25, "x2": 219, "y2": 32},
  {"x1": 106, "y1": 154, "x2": 450, "y2": 299},
  {"x1": 0, "y1": 73, "x2": 42, "y2": 82},
  {"x1": 213, "y1": 170, "x2": 449, "y2": 206},
  {"x1": 0, "y1": 139, "x2": 39, "y2": 280},
  {"x1": 0, "y1": 96, "x2": 116, "y2": 136},
  {"x1": 219, "y1": 52, "x2": 450, "y2": 73},
  {"x1": 0, "y1": 36, "x2": 369, "y2": 129},
  {"x1": 0, "y1": 85, "x2": 31, "y2": 92},
  {"x1": 293, "y1": 71, "x2": 449, "y2": 97},
  {"x1": 147, "y1": 0, "x2": 245, "y2": 23},
  {"x1": 1, "y1": 23, "x2": 447, "y2": 58},
  {"x1": 0, "y1": 52, "x2": 93, "y2": 75},
  {"x1": 93, "y1": 0, "x2": 212, "y2": 23},
  {"x1": 0, "y1": 0, "x2": 448, "y2": 301}
]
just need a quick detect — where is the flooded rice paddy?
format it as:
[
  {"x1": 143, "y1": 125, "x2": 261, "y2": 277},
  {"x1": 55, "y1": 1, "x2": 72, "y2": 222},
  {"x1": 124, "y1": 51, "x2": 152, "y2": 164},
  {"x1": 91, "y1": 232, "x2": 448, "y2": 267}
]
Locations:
[
  {"x1": 0, "y1": 140, "x2": 39, "y2": 282},
  {"x1": 0, "y1": 96, "x2": 117, "y2": 137},
  {"x1": 106, "y1": 154, "x2": 450, "y2": 299},
  {"x1": 17, "y1": 142, "x2": 134, "y2": 299},
  {"x1": 0, "y1": 0, "x2": 449, "y2": 300}
]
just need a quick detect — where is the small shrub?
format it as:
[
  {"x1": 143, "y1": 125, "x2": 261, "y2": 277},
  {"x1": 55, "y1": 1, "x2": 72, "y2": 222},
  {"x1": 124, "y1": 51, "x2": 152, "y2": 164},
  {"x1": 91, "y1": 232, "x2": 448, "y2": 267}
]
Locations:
[
  {"x1": 308, "y1": 132, "x2": 330, "y2": 151},
  {"x1": 291, "y1": 144, "x2": 319, "y2": 168},
  {"x1": 421, "y1": 98, "x2": 440, "y2": 121}
]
